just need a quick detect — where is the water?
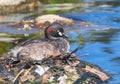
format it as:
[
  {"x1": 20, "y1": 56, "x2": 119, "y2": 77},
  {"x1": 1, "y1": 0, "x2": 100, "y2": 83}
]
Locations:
[{"x1": 0, "y1": 0, "x2": 120, "y2": 83}]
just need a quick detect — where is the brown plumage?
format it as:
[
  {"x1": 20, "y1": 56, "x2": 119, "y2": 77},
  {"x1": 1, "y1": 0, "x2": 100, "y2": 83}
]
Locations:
[{"x1": 10, "y1": 22, "x2": 70, "y2": 60}]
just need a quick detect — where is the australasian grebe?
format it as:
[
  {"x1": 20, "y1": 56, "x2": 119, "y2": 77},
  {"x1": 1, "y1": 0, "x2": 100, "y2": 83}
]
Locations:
[{"x1": 10, "y1": 22, "x2": 70, "y2": 60}]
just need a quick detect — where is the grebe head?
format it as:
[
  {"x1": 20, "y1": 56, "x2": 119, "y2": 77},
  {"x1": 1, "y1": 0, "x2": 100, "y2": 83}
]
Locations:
[{"x1": 45, "y1": 22, "x2": 68, "y2": 39}]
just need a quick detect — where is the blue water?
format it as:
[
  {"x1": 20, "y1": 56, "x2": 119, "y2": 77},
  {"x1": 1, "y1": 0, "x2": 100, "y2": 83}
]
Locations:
[{"x1": 65, "y1": 1, "x2": 120, "y2": 83}]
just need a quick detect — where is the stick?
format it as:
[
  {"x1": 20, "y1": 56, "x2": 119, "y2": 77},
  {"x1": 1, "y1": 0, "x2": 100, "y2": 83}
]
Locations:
[
  {"x1": 23, "y1": 66, "x2": 34, "y2": 76},
  {"x1": 12, "y1": 69, "x2": 25, "y2": 83},
  {"x1": 82, "y1": 65, "x2": 109, "y2": 81}
]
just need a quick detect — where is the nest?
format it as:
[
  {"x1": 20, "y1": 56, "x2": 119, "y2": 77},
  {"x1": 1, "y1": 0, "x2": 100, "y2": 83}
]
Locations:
[{"x1": 0, "y1": 48, "x2": 110, "y2": 84}]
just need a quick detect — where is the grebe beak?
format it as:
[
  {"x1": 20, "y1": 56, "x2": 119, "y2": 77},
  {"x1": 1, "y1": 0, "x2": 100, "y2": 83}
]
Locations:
[
  {"x1": 57, "y1": 29, "x2": 68, "y2": 39},
  {"x1": 62, "y1": 33, "x2": 69, "y2": 39}
]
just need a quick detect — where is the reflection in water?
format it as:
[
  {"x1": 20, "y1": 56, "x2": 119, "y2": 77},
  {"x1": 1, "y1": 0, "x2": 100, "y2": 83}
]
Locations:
[
  {"x1": 0, "y1": 32, "x2": 41, "y2": 55},
  {"x1": 0, "y1": 42, "x2": 13, "y2": 55},
  {"x1": 0, "y1": 33, "x2": 14, "y2": 55},
  {"x1": 103, "y1": 47, "x2": 114, "y2": 54},
  {"x1": 87, "y1": 29, "x2": 120, "y2": 43},
  {"x1": 0, "y1": 14, "x2": 33, "y2": 23},
  {"x1": 0, "y1": 33, "x2": 18, "y2": 55},
  {"x1": 0, "y1": 33, "x2": 19, "y2": 42},
  {"x1": 111, "y1": 57, "x2": 120, "y2": 65}
]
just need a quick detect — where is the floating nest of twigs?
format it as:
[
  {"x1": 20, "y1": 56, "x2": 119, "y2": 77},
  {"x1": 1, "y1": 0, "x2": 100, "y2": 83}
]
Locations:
[{"x1": 0, "y1": 48, "x2": 110, "y2": 84}]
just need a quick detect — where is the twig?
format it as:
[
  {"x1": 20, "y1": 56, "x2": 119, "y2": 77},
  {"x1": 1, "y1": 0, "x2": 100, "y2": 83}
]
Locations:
[
  {"x1": 62, "y1": 46, "x2": 79, "y2": 59},
  {"x1": 12, "y1": 69, "x2": 25, "y2": 83},
  {"x1": 82, "y1": 65, "x2": 109, "y2": 81},
  {"x1": 23, "y1": 66, "x2": 34, "y2": 76}
]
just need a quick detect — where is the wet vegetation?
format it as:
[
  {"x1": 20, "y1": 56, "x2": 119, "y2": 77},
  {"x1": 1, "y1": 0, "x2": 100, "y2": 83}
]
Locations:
[
  {"x1": 0, "y1": 0, "x2": 82, "y2": 15},
  {"x1": 0, "y1": 0, "x2": 40, "y2": 14}
]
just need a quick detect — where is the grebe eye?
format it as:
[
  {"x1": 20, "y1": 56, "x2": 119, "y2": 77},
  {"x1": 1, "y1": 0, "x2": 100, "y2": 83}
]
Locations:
[{"x1": 57, "y1": 30, "x2": 62, "y2": 36}]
